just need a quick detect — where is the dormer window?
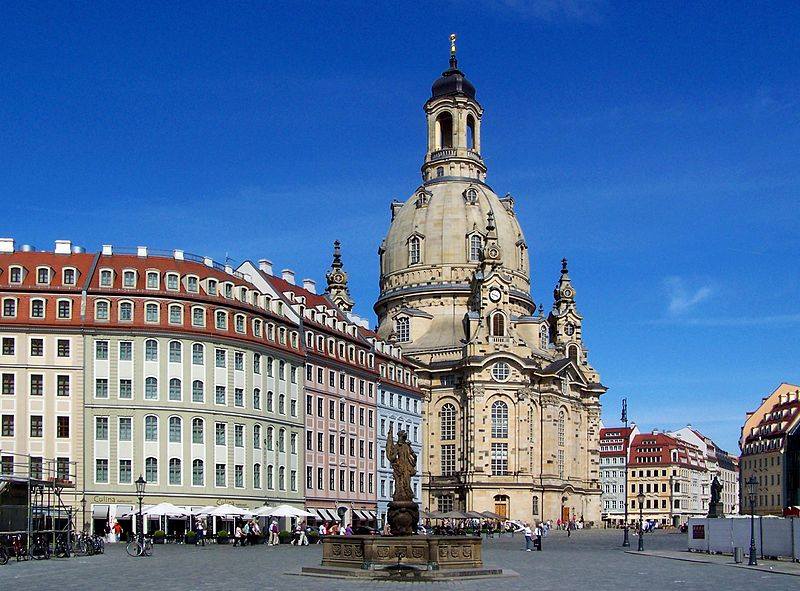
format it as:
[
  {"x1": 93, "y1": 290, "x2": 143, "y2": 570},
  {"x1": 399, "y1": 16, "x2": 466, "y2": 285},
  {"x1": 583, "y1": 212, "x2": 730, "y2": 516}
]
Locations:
[
  {"x1": 36, "y1": 267, "x2": 51, "y2": 285},
  {"x1": 9, "y1": 266, "x2": 23, "y2": 284},
  {"x1": 186, "y1": 276, "x2": 199, "y2": 292},
  {"x1": 469, "y1": 234, "x2": 483, "y2": 262},
  {"x1": 146, "y1": 271, "x2": 159, "y2": 289},
  {"x1": 239, "y1": 287, "x2": 247, "y2": 302},
  {"x1": 63, "y1": 268, "x2": 76, "y2": 286},
  {"x1": 395, "y1": 317, "x2": 410, "y2": 342},
  {"x1": 99, "y1": 269, "x2": 113, "y2": 287},
  {"x1": 166, "y1": 273, "x2": 179, "y2": 291},
  {"x1": 122, "y1": 270, "x2": 136, "y2": 288},
  {"x1": 224, "y1": 283, "x2": 233, "y2": 298},
  {"x1": 408, "y1": 235, "x2": 422, "y2": 265},
  {"x1": 207, "y1": 279, "x2": 218, "y2": 296}
]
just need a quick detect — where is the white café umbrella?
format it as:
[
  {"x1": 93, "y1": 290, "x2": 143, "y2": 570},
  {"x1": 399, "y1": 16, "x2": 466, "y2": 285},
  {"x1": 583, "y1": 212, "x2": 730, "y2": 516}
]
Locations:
[
  {"x1": 264, "y1": 504, "x2": 315, "y2": 518},
  {"x1": 142, "y1": 502, "x2": 189, "y2": 517},
  {"x1": 206, "y1": 504, "x2": 254, "y2": 518},
  {"x1": 253, "y1": 506, "x2": 275, "y2": 517}
]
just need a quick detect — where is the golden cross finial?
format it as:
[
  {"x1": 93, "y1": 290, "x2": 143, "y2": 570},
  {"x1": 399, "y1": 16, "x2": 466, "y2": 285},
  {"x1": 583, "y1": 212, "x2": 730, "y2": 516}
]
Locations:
[{"x1": 450, "y1": 33, "x2": 457, "y2": 56}]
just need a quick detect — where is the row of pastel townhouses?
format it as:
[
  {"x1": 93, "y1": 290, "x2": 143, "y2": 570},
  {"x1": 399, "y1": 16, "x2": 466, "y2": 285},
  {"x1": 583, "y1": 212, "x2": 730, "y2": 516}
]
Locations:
[
  {"x1": 0, "y1": 237, "x2": 422, "y2": 535},
  {"x1": 601, "y1": 382, "x2": 800, "y2": 528}
]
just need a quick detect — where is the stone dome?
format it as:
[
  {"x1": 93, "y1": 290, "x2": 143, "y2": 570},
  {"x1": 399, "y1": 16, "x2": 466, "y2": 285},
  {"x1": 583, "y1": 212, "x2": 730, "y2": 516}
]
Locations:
[{"x1": 379, "y1": 179, "x2": 531, "y2": 296}]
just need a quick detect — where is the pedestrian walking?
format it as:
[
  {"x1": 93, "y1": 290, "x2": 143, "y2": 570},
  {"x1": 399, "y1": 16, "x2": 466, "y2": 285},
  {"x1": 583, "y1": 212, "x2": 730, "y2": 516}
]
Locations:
[
  {"x1": 534, "y1": 523, "x2": 543, "y2": 551},
  {"x1": 523, "y1": 523, "x2": 532, "y2": 551},
  {"x1": 233, "y1": 524, "x2": 244, "y2": 547}
]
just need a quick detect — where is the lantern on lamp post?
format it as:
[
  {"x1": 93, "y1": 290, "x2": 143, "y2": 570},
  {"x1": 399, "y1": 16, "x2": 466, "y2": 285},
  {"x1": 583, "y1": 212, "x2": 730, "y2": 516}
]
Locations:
[
  {"x1": 135, "y1": 475, "x2": 146, "y2": 547},
  {"x1": 746, "y1": 475, "x2": 758, "y2": 566},
  {"x1": 636, "y1": 491, "x2": 645, "y2": 552}
]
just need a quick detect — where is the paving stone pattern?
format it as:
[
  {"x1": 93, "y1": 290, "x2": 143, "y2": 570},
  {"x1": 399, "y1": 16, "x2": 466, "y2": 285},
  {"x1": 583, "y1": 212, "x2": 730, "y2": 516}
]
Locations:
[{"x1": 0, "y1": 530, "x2": 795, "y2": 591}]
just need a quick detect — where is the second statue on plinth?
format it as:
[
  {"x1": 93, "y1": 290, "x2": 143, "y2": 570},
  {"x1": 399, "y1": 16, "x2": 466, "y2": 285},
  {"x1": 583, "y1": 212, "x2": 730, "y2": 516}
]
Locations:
[{"x1": 385, "y1": 424, "x2": 420, "y2": 535}]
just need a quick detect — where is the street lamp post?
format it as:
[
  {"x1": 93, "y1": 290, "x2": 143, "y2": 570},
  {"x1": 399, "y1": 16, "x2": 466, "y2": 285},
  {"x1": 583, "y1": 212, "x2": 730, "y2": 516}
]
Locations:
[
  {"x1": 621, "y1": 398, "x2": 630, "y2": 547},
  {"x1": 637, "y1": 491, "x2": 645, "y2": 552},
  {"x1": 746, "y1": 475, "x2": 758, "y2": 566},
  {"x1": 135, "y1": 475, "x2": 146, "y2": 550},
  {"x1": 80, "y1": 495, "x2": 86, "y2": 534}
]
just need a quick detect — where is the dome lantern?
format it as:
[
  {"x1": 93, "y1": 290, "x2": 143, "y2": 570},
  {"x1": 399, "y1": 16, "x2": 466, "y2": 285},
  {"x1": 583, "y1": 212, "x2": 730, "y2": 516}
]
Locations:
[{"x1": 422, "y1": 34, "x2": 486, "y2": 183}]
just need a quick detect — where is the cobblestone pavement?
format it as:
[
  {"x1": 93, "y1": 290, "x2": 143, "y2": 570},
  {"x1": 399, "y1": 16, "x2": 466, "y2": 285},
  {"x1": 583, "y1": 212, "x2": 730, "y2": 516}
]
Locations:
[{"x1": 1, "y1": 530, "x2": 796, "y2": 591}]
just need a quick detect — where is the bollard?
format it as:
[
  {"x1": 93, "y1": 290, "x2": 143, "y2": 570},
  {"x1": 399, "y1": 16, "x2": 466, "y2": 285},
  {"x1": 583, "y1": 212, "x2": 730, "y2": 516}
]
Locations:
[{"x1": 733, "y1": 547, "x2": 743, "y2": 564}]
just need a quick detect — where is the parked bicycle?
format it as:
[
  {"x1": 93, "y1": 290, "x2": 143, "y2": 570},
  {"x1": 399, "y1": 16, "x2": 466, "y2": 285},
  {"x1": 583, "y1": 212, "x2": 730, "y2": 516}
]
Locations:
[
  {"x1": 0, "y1": 541, "x2": 8, "y2": 565},
  {"x1": 28, "y1": 534, "x2": 50, "y2": 560},
  {"x1": 125, "y1": 536, "x2": 153, "y2": 557}
]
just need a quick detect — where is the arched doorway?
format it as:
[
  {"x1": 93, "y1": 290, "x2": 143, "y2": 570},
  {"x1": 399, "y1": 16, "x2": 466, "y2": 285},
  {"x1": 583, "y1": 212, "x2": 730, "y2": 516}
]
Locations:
[
  {"x1": 494, "y1": 494, "x2": 510, "y2": 519},
  {"x1": 561, "y1": 495, "x2": 570, "y2": 523}
]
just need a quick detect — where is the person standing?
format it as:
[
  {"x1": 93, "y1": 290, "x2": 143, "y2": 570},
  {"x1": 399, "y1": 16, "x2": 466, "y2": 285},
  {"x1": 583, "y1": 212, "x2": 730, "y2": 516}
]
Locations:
[
  {"x1": 523, "y1": 523, "x2": 533, "y2": 551},
  {"x1": 317, "y1": 521, "x2": 326, "y2": 543},
  {"x1": 534, "y1": 523, "x2": 543, "y2": 551},
  {"x1": 297, "y1": 522, "x2": 309, "y2": 546},
  {"x1": 269, "y1": 519, "x2": 280, "y2": 546}
]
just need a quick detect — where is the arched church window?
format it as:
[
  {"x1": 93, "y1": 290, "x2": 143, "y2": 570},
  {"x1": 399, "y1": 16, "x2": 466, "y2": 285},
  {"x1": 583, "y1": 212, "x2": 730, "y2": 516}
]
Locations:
[
  {"x1": 558, "y1": 410, "x2": 565, "y2": 447},
  {"x1": 491, "y1": 400, "x2": 508, "y2": 438},
  {"x1": 408, "y1": 236, "x2": 421, "y2": 265},
  {"x1": 395, "y1": 317, "x2": 410, "y2": 343},
  {"x1": 540, "y1": 325, "x2": 549, "y2": 350},
  {"x1": 491, "y1": 312, "x2": 506, "y2": 337},
  {"x1": 518, "y1": 245, "x2": 525, "y2": 270},
  {"x1": 465, "y1": 188, "x2": 478, "y2": 204},
  {"x1": 568, "y1": 344, "x2": 579, "y2": 362},
  {"x1": 491, "y1": 362, "x2": 510, "y2": 382},
  {"x1": 466, "y1": 114, "x2": 476, "y2": 150},
  {"x1": 436, "y1": 112, "x2": 453, "y2": 149},
  {"x1": 469, "y1": 234, "x2": 482, "y2": 262},
  {"x1": 440, "y1": 403, "x2": 456, "y2": 441}
]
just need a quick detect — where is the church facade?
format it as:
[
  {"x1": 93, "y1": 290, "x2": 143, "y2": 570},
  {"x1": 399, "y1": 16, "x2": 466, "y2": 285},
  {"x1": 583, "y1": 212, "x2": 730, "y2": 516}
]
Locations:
[{"x1": 374, "y1": 40, "x2": 606, "y2": 524}]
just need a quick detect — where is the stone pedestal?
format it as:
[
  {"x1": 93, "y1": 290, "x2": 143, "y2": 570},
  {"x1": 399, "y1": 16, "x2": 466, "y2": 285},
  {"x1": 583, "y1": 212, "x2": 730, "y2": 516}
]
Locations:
[
  {"x1": 320, "y1": 535, "x2": 483, "y2": 570},
  {"x1": 387, "y1": 500, "x2": 419, "y2": 536},
  {"x1": 707, "y1": 502, "x2": 725, "y2": 518}
]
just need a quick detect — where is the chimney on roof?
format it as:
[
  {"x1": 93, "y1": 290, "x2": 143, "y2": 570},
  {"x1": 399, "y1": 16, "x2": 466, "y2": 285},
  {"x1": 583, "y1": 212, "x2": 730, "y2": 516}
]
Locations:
[
  {"x1": 54, "y1": 240, "x2": 72, "y2": 254},
  {"x1": 137, "y1": 246, "x2": 148, "y2": 257},
  {"x1": 303, "y1": 278, "x2": 316, "y2": 293},
  {"x1": 281, "y1": 269, "x2": 295, "y2": 285},
  {"x1": 258, "y1": 259, "x2": 273, "y2": 274},
  {"x1": 653, "y1": 429, "x2": 660, "y2": 435},
  {"x1": 0, "y1": 238, "x2": 15, "y2": 253},
  {"x1": 101, "y1": 245, "x2": 113, "y2": 255}
]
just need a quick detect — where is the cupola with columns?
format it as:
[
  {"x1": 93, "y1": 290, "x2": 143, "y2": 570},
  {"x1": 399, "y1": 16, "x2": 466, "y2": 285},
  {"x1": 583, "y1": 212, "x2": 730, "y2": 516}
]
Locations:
[{"x1": 422, "y1": 34, "x2": 486, "y2": 183}]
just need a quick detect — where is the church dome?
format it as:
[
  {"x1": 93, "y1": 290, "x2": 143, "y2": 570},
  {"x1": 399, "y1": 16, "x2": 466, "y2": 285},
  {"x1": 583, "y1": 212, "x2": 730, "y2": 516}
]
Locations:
[
  {"x1": 379, "y1": 179, "x2": 530, "y2": 296},
  {"x1": 431, "y1": 65, "x2": 476, "y2": 100}
]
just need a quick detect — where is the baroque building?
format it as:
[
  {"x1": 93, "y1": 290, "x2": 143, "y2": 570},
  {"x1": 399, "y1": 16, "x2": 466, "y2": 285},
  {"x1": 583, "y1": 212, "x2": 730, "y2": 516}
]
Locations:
[
  {"x1": 374, "y1": 40, "x2": 606, "y2": 523},
  {"x1": 0, "y1": 239, "x2": 306, "y2": 534}
]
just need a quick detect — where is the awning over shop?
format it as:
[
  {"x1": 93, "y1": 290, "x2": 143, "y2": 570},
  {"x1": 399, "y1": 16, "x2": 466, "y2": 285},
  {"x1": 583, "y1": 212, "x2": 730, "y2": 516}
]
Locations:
[
  {"x1": 321, "y1": 508, "x2": 339, "y2": 521},
  {"x1": 115, "y1": 505, "x2": 134, "y2": 518},
  {"x1": 92, "y1": 505, "x2": 109, "y2": 519}
]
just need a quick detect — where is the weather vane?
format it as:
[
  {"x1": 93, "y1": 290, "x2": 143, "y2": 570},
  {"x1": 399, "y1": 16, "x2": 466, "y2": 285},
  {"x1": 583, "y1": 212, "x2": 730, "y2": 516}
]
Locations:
[{"x1": 450, "y1": 33, "x2": 457, "y2": 57}]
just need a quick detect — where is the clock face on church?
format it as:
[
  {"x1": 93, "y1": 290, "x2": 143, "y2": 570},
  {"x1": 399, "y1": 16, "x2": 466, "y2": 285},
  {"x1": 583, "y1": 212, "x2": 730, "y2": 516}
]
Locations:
[
  {"x1": 565, "y1": 323, "x2": 575, "y2": 336},
  {"x1": 488, "y1": 288, "x2": 501, "y2": 303},
  {"x1": 332, "y1": 273, "x2": 344, "y2": 283}
]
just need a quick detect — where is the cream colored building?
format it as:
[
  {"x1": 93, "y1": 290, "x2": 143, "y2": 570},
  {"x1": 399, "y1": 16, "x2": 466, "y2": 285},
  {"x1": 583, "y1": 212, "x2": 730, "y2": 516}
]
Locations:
[
  {"x1": 740, "y1": 382, "x2": 800, "y2": 515},
  {"x1": 374, "y1": 41, "x2": 605, "y2": 524}
]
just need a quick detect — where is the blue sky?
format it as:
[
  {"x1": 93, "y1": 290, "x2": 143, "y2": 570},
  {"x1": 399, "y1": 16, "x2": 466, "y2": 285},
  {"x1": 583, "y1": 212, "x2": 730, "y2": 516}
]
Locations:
[{"x1": 2, "y1": 2, "x2": 799, "y2": 452}]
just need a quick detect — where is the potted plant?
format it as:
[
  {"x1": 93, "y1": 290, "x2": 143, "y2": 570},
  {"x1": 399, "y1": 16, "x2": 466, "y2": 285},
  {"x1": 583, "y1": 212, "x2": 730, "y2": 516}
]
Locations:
[
  {"x1": 217, "y1": 530, "x2": 230, "y2": 544},
  {"x1": 307, "y1": 531, "x2": 319, "y2": 544},
  {"x1": 153, "y1": 530, "x2": 166, "y2": 544},
  {"x1": 185, "y1": 531, "x2": 197, "y2": 544},
  {"x1": 278, "y1": 530, "x2": 291, "y2": 544}
]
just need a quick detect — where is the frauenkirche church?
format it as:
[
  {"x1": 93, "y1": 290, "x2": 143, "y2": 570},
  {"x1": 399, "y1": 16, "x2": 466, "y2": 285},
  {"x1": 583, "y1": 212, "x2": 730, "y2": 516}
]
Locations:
[{"x1": 374, "y1": 37, "x2": 606, "y2": 523}]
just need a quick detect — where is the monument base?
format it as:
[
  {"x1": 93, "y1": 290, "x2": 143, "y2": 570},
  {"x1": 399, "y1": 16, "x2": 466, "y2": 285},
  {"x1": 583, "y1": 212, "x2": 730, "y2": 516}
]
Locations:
[{"x1": 320, "y1": 535, "x2": 482, "y2": 570}]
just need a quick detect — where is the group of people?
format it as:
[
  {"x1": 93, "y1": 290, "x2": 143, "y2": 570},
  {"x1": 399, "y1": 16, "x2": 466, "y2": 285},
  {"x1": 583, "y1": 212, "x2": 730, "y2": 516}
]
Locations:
[
  {"x1": 522, "y1": 523, "x2": 546, "y2": 551},
  {"x1": 317, "y1": 521, "x2": 353, "y2": 539}
]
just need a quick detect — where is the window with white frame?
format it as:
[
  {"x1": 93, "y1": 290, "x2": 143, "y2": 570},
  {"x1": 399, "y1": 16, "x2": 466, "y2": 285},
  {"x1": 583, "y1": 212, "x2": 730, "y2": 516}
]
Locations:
[
  {"x1": 122, "y1": 270, "x2": 136, "y2": 288},
  {"x1": 144, "y1": 416, "x2": 158, "y2": 441},
  {"x1": 9, "y1": 266, "x2": 22, "y2": 283},
  {"x1": 215, "y1": 310, "x2": 227, "y2": 330},
  {"x1": 119, "y1": 301, "x2": 133, "y2": 321},
  {"x1": 166, "y1": 273, "x2": 179, "y2": 291},
  {"x1": 99, "y1": 269, "x2": 113, "y2": 287},
  {"x1": 57, "y1": 299, "x2": 71, "y2": 319},
  {"x1": 440, "y1": 403, "x2": 456, "y2": 441},
  {"x1": 63, "y1": 268, "x2": 76, "y2": 285},
  {"x1": 146, "y1": 271, "x2": 159, "y2": 289},
  {"x1": 187, "y1": 276, "x2": 199, "y2": 292},
  {"x1": 469, "y1": 234, "x2": 483, "y2": 261},
  {"x1": 2, "y1": 298, "x2": 16, "y2": 318},
  {"x1": 145, "y1": 339, "x2": 158, "y2": 361},
  {"x1": 169, "y1": 304, "x2": 182, "y2": 324},
  {"x1": 192, "y1": 306, "x2": 204, "y2": 326},
  {"x1": 192, "y1": 343, "x2": 204, "y2": 365},
  {"x1": 168, "y1": 341, "x2": 181, "y2": 363},
  {"x1": 408, "y1": 236, "x2": 421, "y2": 265},
  {"x1": 491, "y1": 400, "x2": 508, "y2": 438},
  {"x1": 395, "y1": 317, "x2": 410, "y2": 342},
  {"x1": 192, "y1": 459, "x2": 204, "y2": 486},
  {"x1": 36, "y1": 267, "x2": 51, "y2": 284},
  {"x1": 192, "y1": 380, "x2": 204, "y2": 403},
  {"x1": 145, "y1": 303, "x2": 158, "y2": 323},
  {"x1": 30, "y1": 298, "x2": 45, "y2": 318},
  {"x1": 491, "y1": 443, "x2": 508, "y2": 475},
  {"x1": 95, "y1": 300, "x2": 109, "y2": 320}
]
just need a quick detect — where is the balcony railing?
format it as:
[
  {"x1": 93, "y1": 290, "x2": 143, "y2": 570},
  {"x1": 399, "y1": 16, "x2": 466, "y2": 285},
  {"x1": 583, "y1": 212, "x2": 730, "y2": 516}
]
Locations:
[{"x1": 429, "y1": 148, "x2": 482, "y2": 162}]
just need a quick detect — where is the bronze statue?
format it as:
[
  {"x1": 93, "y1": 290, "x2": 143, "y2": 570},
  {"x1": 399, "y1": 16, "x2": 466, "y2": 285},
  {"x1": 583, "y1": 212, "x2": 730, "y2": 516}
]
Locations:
[
  {"x1": 707, "y1": 475, "x2": 725, "y2": 518},
  {"x1": 385, "y1": 425, "x2": 419, "y2": 535}
]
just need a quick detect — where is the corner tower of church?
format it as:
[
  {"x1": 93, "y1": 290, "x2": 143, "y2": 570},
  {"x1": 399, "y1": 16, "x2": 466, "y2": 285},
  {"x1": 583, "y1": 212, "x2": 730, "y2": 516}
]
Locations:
[{"x1": 374, "y1": 36, "x2": 605, "y2": 525}]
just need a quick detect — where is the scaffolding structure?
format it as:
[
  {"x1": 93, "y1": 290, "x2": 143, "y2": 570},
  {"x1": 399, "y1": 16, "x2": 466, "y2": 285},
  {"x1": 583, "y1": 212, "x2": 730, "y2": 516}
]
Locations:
[{"x1": 0, "y1": 450, "x2": 78, "y2": 554}]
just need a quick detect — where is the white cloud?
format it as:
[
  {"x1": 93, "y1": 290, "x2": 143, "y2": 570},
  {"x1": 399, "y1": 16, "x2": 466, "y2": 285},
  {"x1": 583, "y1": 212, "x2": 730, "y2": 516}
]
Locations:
[{"x1": 664, "y1": 276, "x2": 713, "y2": 316}]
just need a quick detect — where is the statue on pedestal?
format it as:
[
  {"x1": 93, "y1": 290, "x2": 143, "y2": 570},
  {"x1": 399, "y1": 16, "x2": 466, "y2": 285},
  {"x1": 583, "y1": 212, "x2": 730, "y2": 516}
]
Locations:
[
  {"x1": 707, "y1": 475, "x2": 725, "y2": 518},
  {"x1": 385, "y1": 425, "x2": 419, "y2": 535}
]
